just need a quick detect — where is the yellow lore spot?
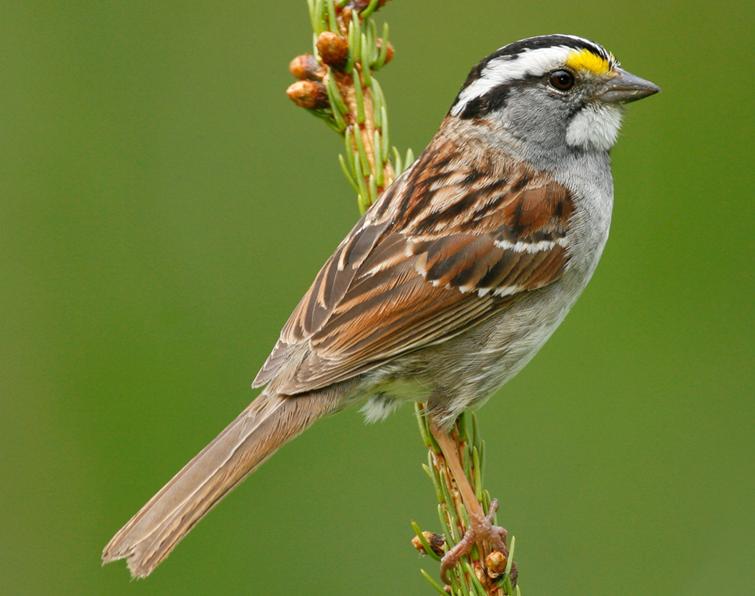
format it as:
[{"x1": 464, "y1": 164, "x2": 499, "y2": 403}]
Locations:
[{"x1": 565, "y1": 48, "x2": 612, "y2": 75}]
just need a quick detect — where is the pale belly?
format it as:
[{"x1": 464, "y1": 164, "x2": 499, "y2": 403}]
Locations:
[{"x1": 358, "y1": 274, "x2": 584, "y2": 426}]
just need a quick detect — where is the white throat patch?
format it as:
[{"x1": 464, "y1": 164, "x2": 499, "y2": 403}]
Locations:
[{"x1": 566, "y1": 103, "x2": 623, "y2": 151}]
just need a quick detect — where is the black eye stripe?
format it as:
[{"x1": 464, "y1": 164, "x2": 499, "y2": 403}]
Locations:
[
  {"x1": 455, "y1": 72, "x2": 574, "y2": 119},
  {"x1": 457, "y1": 84, "x2": 511, "y2": 119}
]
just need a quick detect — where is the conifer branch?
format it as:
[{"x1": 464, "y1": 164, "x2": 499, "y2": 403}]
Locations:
[{"x1": 285, "y1": 3, "x2": 518, "y2": 593}]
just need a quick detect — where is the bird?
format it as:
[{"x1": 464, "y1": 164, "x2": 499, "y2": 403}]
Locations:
[{"x1": 102, "y1": 33, "x2": 659, "y2": 579}]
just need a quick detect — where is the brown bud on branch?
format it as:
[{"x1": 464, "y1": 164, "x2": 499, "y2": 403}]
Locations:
[
  {"x1": 316, "y1": 32, "x2": 349, "y2": 69},
  {"x1": 411, "y1": 531, "x2": 446, "y2": 557},
  {"x1": 286, "y1": 80, "x2": 329, "y2": 110},
  {"x1": 376, "y1": 39, "x2": 394, "y2": 65},
  {"x1": 485, "y1": 550, "x2": 508, "y2": 579},
  {"x1": 289, "y1": 54, "x2": 324, "y2": 81}
]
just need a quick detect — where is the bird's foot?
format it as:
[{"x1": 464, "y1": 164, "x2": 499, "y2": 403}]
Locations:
[{"x1": 439, "y1": 498, "x2": 508, "y2": 584}]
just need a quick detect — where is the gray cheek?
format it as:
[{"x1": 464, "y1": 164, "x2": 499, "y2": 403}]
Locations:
[{"x1": 501, "y1": 89, "x2": 571, "y2": 148}]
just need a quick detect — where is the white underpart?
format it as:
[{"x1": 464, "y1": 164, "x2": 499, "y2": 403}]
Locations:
[
  {"x1": 566, "y1": 103, "x2": 623, "y2": 151},
  {"x1": 360, "y1": 397, "x2": 401, "y2": 423},
  {"x1": 361, "y1": 377, "x2": 429, "y2": 423},
  {"x1": 451, "y1": 45, "x2": 575, "y2": 116}
]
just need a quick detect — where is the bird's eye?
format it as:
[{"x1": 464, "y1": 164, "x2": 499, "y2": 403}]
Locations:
[{"x1": 549, "y1": 70, "x2": 575, "y2": 91}]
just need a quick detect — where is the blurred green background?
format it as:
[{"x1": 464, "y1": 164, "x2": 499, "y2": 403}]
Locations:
[{"x1": 1, "y1": 1, "x2": 752, "y2": 594}]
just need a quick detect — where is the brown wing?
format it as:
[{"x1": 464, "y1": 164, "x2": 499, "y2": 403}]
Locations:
[{"x1": 254, "y1": 136, "x2": 574, "y2": 395}]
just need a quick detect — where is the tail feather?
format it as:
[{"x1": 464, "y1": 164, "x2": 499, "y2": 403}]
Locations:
[{"x1": 102, "y1": 391, "x2": 339, "y2": 578}]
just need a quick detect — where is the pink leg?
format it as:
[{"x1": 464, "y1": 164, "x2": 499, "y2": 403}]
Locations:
[{"x1": 429, "y1": 422, "x2": 510, "y2": 584}]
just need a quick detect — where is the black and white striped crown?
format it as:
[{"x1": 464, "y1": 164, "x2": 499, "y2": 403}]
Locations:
[{"x1": 451, "y1": 34, "x2": 617, "y2": 119}]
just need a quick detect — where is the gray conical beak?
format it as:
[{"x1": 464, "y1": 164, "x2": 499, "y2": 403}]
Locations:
[{"x1": 598, "y1": 68, "x2": 660, "y2": 103}]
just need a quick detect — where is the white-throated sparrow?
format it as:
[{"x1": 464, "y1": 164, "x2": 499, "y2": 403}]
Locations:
[{"x1": 103, "y1": 34, "x2": 659, "y2": 578}]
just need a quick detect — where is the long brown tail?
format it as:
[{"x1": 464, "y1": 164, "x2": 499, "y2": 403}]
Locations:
[{"x1": 102, "y1": 390, "x2": 339, "y2": 578}]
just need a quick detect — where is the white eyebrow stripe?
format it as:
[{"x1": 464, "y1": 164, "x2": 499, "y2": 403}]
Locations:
[{"x1": 451, "y1": 46, "x2": 573, "y2": 116}]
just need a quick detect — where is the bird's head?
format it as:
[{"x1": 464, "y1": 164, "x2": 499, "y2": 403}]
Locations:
[{"x1": 450, "y1": 34, "x2": 660, "y2": 153}]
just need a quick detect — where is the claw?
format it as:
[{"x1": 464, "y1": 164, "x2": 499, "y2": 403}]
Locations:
[{"x1": 439, "y1": 498, "x2": 509, "y2": 584}]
